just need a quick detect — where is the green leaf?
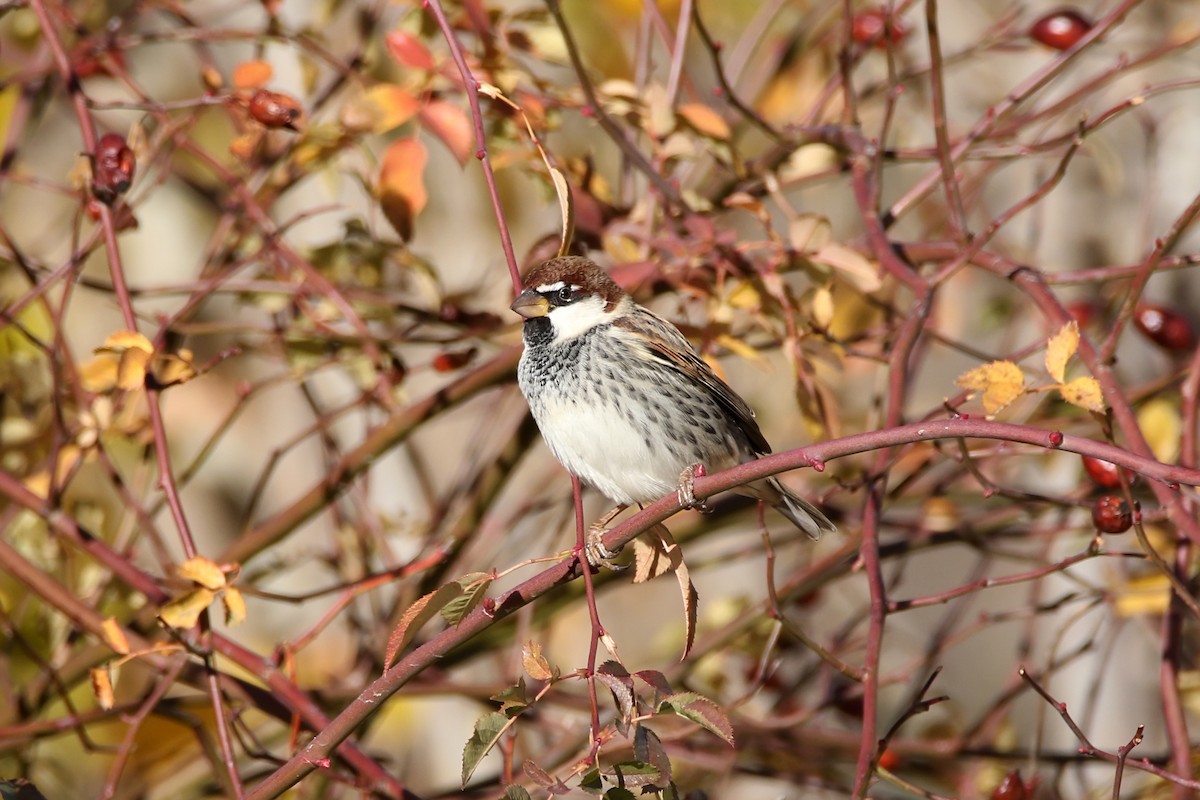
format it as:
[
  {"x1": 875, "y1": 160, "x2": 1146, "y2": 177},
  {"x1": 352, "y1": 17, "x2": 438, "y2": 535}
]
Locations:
[
  {"x1": 462, "y1": 711, "x2": 509, "y2": 787},
  {"x1": 579, "y1": 768, "x2": 603, "y2": 795},
  {"x1": 660, "y1": 693, "x2": 735, "y2": 746},
  {"x1": 491, "y1": 678, "x2": 529, "y2": 717},
  {"x1": 500, "y1": 787, "x2": 531, "y2": 800},
  {"x1": 602, "y1": 790, "x2": 636, "y2": 800},
  {"x1": 441, "y1": 572, "x2": 493, "y2": 626},
  {"x1": 384, "y1": 582, "x2": 463, "y2": 670}
]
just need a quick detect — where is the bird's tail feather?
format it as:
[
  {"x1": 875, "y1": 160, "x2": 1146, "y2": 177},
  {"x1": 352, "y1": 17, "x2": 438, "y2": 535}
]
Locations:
[{"x1": 762, "y1": 476, "x2": 836, "y2": 540}]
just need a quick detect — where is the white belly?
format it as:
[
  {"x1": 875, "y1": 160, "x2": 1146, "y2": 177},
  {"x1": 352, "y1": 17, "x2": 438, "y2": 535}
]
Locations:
[{"x1": 532, "y1": 393, "x2": 688, "y2": 505}]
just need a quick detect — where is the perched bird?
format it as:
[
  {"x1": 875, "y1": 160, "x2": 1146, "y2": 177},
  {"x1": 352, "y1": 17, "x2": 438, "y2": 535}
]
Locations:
[{"x1": 511, "y1": 256, "x2": 835, "y2": 545}]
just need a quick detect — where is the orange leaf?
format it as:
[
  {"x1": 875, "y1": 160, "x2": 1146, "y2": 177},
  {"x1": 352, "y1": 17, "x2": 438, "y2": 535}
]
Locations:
[
  {"x1": 378, "y1": 137, "x2": 428, "y2": 241},
  {"x1": 362, "y1": 85, "x2": 420, "y2": 133},
  {"x1": 385, "y1": 30, "x2": 436, "y2": 71},
  {"x1": 677, "y1": 102, "x2": 731, "y2": 140},
  {"x1": 101, "y1": 617, "x2": 130, "y2": 655},
  {"x1": 232, "y1": 60, "x2": 273, "y2": 89},
  {"x1": 419, "y1": 99, "x2": 473, "y2": 165},
  {"x1": 91, "y1": 667, "x2": 115, "y2": 710}
]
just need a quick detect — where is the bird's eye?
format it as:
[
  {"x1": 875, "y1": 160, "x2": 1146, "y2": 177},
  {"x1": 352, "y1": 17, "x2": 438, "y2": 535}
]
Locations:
[{"x1": 555, "y1": 286, "x2": 573, "y2": 304}]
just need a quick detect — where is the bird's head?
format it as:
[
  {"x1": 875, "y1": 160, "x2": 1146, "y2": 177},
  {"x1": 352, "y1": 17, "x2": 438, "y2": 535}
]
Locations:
[{"x1": 510, "y1": 256, "x2": 629, "y2": 342}]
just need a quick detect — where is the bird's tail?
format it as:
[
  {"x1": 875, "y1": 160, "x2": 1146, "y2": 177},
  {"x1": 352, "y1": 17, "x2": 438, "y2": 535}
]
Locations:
[{"x1": 761, "y1": 476, "x2": 837, "y2": 540}]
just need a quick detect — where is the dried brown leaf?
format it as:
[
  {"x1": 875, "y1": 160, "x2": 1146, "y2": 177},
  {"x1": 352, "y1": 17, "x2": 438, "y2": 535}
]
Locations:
[{"x1": 384, "y1": 582, "x2": 462, "y2": 670}]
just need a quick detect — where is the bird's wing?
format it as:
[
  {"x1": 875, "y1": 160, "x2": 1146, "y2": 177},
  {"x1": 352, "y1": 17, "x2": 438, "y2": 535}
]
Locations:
[{"x1": 612, "y1": 307, "x2": 772, "y2": 454}]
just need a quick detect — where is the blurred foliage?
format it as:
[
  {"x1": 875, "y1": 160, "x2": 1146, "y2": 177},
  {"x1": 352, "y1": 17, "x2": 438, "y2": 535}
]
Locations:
[{"x1": 1, "y1": 0, "x2": 1200, "y2": 798}]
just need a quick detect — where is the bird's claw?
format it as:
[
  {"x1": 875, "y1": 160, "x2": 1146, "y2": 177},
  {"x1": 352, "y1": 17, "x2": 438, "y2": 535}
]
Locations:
[
  {"x1": 585, "y1": 522, "x2": 627, "y2": 570},
  {"x1": 677, "y1": 463, "x2": 711, "y2": 512}
]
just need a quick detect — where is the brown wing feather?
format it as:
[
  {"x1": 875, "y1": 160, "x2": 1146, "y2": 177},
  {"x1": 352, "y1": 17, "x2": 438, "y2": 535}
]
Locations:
[{"x1": 613, "y1": 308, "x2": 772, "y2": 455}]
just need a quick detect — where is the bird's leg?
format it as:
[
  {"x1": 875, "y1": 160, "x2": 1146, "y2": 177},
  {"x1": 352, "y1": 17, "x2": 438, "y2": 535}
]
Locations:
[
  {"x1": 585, "y1": 504, "x2": 628, "y2": 568},
  {"x1": 677, "y1": 463, "x2": 712, "y2": 513}
]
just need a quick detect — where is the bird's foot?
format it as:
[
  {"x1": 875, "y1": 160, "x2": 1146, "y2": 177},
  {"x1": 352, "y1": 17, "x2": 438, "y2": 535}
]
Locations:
[
  {"x1": 677, "y1": 464, "x2": 712, "y2": 513},
  {"x1": 583, "y1": 506, "x2": 628, "y2": 570}
]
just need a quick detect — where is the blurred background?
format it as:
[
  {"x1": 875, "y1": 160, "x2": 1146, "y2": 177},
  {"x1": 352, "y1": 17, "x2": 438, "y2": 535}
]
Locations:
[{"x1": 2, "y1": 0, "x2": 1199, "y2": 797}]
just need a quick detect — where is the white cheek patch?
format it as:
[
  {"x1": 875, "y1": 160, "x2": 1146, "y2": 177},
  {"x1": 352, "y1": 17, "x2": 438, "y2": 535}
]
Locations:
[{"x1": 548, "y1": 294, "x2": 614, "y2": 341}]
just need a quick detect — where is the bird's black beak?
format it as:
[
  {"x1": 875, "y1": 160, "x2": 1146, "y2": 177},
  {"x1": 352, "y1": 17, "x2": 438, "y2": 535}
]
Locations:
[{"x1": 510, "y1": 289, "x2": 549, "y2": 319}]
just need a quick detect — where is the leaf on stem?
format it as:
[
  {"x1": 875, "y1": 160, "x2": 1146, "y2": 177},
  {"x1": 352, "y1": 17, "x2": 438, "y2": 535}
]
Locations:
[
  {"x1": 384, "y1": 581, "x2": 462, "y2": 670},
  {"x1": 956, "y1": 360, "x2": 1026, "y2": 415},
  {"x1": 1058, "y1": 376, "x2": 1105, "y2": 413},
  {"x1": 636, "y1": 525, "x2": 698, "y2": 660},
  {"x1": 160, "y1": 588, "x2": 215, "y2": 629},
  {"x1": 440, "y1": 572, "x2": 492, "y2": 626},
  {"x1": 90, "y1": 667, "x2": 115, "y2": 710},
  {"x1": 521, "y1": 640, "x2": 555, "y2": 681},
  {"x1": 101, "y1": 617, "x2": 130, "y2": 655},
  {"x1": 177, "y1": 556, "x2": 227, "y2": 590},
  {"x1": 1045, "y1": 320, "x2": 1079, "y2": 383},
  {"x1": 659, "y1": 692, "x2": 735, "y2": 746},
  {"x1": 461, "y1": 710, "x2": 509, "y2": 787}
]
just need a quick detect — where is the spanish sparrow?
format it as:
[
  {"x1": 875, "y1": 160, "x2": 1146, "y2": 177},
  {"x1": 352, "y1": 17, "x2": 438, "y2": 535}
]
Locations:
[{"x1": 512, "y1": 256, "x2": 835, "y2": 541}]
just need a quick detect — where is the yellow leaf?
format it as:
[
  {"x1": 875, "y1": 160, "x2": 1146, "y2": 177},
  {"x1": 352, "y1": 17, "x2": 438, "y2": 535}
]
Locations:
[
  {"x1": 677, "y1": 103, "x2": 730, "y2": 140},
  {"x1": 1045, "y1": 320, "x2": 1079, "y2": 383},
  {"x1": 714, "y1": 333, "x2": 769, "y2": 367},
  {"x1": 521, "y1": 641, "x2": 554, "y2": 681},
  {"x1": 1115, "y1": 574, "x2": 1170, "y2": 617},
  {"x1": 79, "y1": 353, "x2": 119, "y2": 393},
  {"x1": 811, "y1": 286, "x2": 834, "y2": 329},
  {"x1": 362, "y1": 85, "x2": 420, "y2": 133},
  {"x1": 101, "y1": 617, "x2": 130, "y2": 655},
  {"x1": 956, "y1": 360, "x2": 1026, "y2": 415},
  {"x1": 378, "y1": 137, "x2": 428, "y2": 241},
  {"x1": 232, "y1": 60, "x2": 273, "y2": 89},
  {"x1": 116, "y1": 347, "x2": 150, "y2": 391},
  {"x1": 1059, "y1": 376, "x2": 1105, "y2": 413},
  {"x1": 1138, "y1": 397, "x2": 1181, "y2": 463},
  {"x1": 160, "y1": 588, "x2": 215, "y2": 628},
  {"x1": 90, "y1": 667, "x2": 115, "y2": 710},
  {"x1": 222, "y1": 586, "x2": 247, "y2": 626},
  {"x1": 177, "y1": 556, "x2": 227, "y2": 590},
  {"x1": 101, "y1": 330, "x2": 152, "y2": 352},
  {"x1": 726, "y1": 280, "x2": 761, "y2": 311},
  {"x1": 151, "y1": 350, "x2": 197, "y2": 387}
]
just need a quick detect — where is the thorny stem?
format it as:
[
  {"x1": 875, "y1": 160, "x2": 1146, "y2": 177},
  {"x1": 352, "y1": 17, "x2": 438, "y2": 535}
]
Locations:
[
  {"x1": 424, "y1": 0, "x2": 522, "y2": 293},
  {"x1": 573, "y1": 475, "x2": 605, "y2": 757}
]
